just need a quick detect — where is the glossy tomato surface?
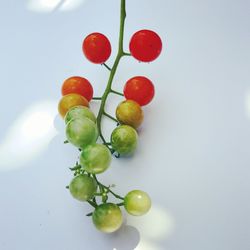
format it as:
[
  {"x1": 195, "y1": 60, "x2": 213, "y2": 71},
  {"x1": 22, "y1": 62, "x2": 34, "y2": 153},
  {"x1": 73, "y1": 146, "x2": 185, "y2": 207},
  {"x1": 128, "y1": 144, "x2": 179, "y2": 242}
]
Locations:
[
  {"x1": 129, "y1": 29, "x2": 162, "y2": 62},
  {"x1": 61, "y1": 76, "x2": 93, "y2": 101},
  {"x1": 65, "y1": 106, "x2": 96, "y2": 124},
  {"x1": 116, "y1": 100, "x2": 144, "y2": 129},
  {"x1": 124, "y1": 76, "x2": 155, "y2": 106},
  {"x1": 58, "y1": 93, "x2": 89, "y2": 117},
  {"x1": 82, "y1": 32, "x2": 111, "y2": 64}
]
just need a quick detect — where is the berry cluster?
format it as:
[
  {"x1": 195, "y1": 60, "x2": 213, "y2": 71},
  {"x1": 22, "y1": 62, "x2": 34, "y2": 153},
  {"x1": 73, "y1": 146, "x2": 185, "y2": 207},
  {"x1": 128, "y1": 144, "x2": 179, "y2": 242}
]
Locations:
[{"x1": 57, "y1": 0, "x2": 162, "y2": 233}]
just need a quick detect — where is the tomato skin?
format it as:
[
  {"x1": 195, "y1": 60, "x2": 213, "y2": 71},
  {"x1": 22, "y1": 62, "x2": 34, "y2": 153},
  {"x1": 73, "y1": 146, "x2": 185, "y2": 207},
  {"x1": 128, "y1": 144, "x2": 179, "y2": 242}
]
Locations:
[
  {"x1": 58, "y1": 93, "x2": 89, "y2": 117},
  {"x1": 124, "y1": 190, "x2": 151, "y2": 216},
  {"x1": 80, "y1": 143, "x2": 111, "y2": 174},
  {"x1": 129, "y1": 29, "x2": 162, "y2": 62},
  {"x1": 116, "y1": 100, "x2": 144, "y2": 129},
  {"x1": 82, "y1": 33, "x2": 111, "y2": 64},
  {"x1": 65, "y1": 106, "x2": 96, "y2": 124},
  {"x1": 61, "y1": 76, "x2": 93, "y2": 101},
  {"x1": 69, "y1": 174, "x2": 97, "y2": 201},
  {"x1": 111, "y1": 125, "x2": 138, "y2": 155},
  {"x1": 123, "y1": 76, "x2": 155, "y2": 106},
  {"x1": 66, "y1": 117, "x2": 98, "y2": 149},
  {"x1": 92, "y1": 203, "x2": 123, "y2": 233}
]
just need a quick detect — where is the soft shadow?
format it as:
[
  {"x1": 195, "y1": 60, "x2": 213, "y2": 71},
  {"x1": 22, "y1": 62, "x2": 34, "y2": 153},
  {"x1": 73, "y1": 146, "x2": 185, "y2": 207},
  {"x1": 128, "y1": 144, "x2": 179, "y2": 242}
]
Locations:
[{"x1": 101, "y1": 224, "x2": 140, "y2": 250}]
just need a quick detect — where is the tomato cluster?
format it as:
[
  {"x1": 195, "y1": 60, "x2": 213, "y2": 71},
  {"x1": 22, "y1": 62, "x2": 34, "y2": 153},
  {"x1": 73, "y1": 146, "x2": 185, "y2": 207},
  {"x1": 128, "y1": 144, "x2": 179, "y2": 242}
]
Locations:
[{"x1": 57, "y1": 27, "x2": 162, "y2": 233}]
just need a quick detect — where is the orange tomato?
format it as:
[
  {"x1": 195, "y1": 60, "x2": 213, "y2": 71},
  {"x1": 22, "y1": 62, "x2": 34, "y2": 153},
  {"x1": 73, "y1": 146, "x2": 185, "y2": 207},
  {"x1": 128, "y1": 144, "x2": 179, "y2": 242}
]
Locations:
[{"x1": 58, "y1": 93, "x2": 89, "y2": 117}]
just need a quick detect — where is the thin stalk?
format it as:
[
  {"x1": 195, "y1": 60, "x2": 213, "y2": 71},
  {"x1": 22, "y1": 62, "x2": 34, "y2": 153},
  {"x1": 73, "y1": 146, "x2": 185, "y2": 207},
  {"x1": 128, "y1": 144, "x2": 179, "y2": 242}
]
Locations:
[
  {"x1": 102, "y1": 63, "x2": 112, "y2": 71},
  {"x1": 96, "y1": 0, "x2": 127, "y2": 149},
  {"x1": 110, "y1": 89, "x2": 124, "y2": 96},
  {"x1": 103, "y1": 112, "x2": 118, "y2": 123}
]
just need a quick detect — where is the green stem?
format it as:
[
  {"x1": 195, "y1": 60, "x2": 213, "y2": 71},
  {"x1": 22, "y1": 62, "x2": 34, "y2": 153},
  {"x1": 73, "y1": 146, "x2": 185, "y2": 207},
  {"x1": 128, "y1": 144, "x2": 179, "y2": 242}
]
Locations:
[
  {"x1": 110, "y1": 89, "x2": 124, "y2": 96},
  {"x1": 96, "y1": 0, "x2": 126, "y2": 148},
  {"x1": 103, "y1": 112, "x2": 118, "y2": 123},
  {"x1": 102, "y1": 63, "x2": 112, "y2": 71},
  {"x1": 92, "y1": 97, "x2": 102, "y2": 100}
]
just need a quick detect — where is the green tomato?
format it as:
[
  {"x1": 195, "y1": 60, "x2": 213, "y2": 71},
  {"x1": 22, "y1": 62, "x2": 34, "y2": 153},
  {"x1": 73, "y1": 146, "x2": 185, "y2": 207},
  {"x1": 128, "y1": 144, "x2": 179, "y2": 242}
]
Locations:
[
  {"x1": 65, "y1": 105, "x2": 96, "y2": 124},
  {"x1": 69, "y1": 174, "x2": 97, "y2": 201},
  {"x1": 66, "y1": 117, "x2": 98, "y2": 149},
  {"x1": 92, "y1": 203, "x2": 123, "y2": 233},
  {"x1": 111, "y1": 125, "x2": 138, "y2": 155},
  {"x1": 124, "y1": 190, "x2": 151, "y2": 216},
  {"x1": 80, "y1": 144, "x2": 111, "y2": 174}
]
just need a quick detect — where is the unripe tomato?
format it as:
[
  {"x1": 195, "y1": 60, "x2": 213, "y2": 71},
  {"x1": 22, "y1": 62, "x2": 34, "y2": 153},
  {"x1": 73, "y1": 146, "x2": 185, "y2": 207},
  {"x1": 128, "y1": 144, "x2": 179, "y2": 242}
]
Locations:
[
  {"x1": 82, "y1": 32, "x2": 111, "y2": 64},
  {"x1": 80, "y1": 143, "x2": 111, "y2": 174},
  {"x1": 124, "y1": 190, "x2": 151, "y2": 216},
  {"x1": 58, "y1": 93, "x2": 89, "y2": 118},
  {"x1": 92, "y1": 203, "x2": 123, "y2": 233},
  {"x1": 66, "y1": 118, "x2": 98, "y2": 149},
  {"x1": 129, "y1": 29, "x2": 162, "y2": 62},
  {"x1": 111, "y1": 125, "x2": 138, "y2": 155},
  {"x1": 123, "y1": 76, "x2": 155, "y2": 106},
  {"x1": 116, "y1": 100, "x2": 144, "y2": 129},
  {"x1": 61, "y1": 76, "x2": 93, "y2": 101},
  {"x1": 65, "y1": 106, "x2": 96, "y2": 124},
  {"x1": 69, "y1": 174, "x2": 97, "y2": 201}
]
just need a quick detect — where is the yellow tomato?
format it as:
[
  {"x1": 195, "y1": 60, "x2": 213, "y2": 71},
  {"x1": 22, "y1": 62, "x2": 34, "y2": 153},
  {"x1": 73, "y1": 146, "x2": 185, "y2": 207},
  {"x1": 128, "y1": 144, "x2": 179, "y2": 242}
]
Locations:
[
  {"x1": 116, "y1": 100, "x2": 144, "y2": 129},
  {"x1": 58, "y1": 93, "x2": 89, "y2": 117}
]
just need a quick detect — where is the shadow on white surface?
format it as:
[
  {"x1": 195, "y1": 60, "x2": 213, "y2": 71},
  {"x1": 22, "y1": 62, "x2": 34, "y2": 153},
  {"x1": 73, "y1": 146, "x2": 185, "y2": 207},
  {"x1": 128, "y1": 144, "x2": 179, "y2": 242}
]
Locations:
[
  {"x1": 27, "y1": 0, "x2": 87, "y2": 13},
  {"x1": 0, "y1": 100, "x2": 58, "y2": 171},
  {"x1": 126, "y1": 205, "x2": 175, "y2": 250}
]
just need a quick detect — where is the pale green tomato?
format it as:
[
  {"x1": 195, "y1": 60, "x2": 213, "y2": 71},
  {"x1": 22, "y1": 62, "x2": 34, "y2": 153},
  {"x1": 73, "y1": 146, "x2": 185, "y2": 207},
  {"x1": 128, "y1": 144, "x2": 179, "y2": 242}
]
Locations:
[
  {"x1": 66, "y1": 117, "x2": 98, "y2": 149},
  {"x1": 80, "y1": 144, "x2": 111, "y2": 174},
  {"x1": 111, "y1": 125, "x2": 138, "y2": 155},
  {"x1": 69, "y1": 174, "x2": 97, "y2": 201},
  {"x1": 124, "y1": 190, "x2": 151, "y2": 216},
  {"x1": 92, "y1": 203, "x2": 123, "y2": 233},
  {"x1": 65, "y1": 106, "x2": 96, "y2": 124}
]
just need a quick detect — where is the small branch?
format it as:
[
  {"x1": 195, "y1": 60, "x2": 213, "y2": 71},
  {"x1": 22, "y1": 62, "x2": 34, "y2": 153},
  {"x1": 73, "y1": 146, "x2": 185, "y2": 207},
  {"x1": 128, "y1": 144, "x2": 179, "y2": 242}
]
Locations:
[
  {"x1": 87, "y1": 200, "x2": 97, "y2": 208},
  {"x1": 116, "y1": 202, "x2": 124, "y2": 206},
  {"x1": 92, "y1": 97, "x2": 102, "y2": 100},
  {"x1": 64, "y1": 140, "x2": 69, "y2": 144},
  {"x1": 86, "y1": 212, "x2": 93, "y2": 217},
  {"x1": 103, "y1": 112, "x2": 118, "y2": 123},
  {"x1": 123, "y1": 52, "x2": 131, "y2": 56},
  {"x1": 102, "y1": 63, "x2": 112, "y2": 71},
  {"x1": 111, "y1": 89, "x2": 124, "y2": 96}
]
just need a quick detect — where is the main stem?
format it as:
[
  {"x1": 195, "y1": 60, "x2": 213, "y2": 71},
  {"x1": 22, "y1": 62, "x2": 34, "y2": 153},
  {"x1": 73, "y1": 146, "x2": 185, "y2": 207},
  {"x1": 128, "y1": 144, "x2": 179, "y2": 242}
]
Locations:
[{"x1": 96, "y1": 0, "x2": 126, "y2": 148}]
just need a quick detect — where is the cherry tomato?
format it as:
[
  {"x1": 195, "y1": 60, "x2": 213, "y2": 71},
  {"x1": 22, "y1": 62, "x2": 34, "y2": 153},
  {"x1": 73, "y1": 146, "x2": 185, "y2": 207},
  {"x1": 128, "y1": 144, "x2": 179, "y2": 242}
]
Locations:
[
  {"x1": 58, "y1": 93, "x2": 89, "y2": 117},
  {"x1": 82, "y1": 33, "x2": 111, "y2": 64},
  {"x1": 116, "y1": 100, "x2": 144, "y2": 129},
  {"x1": 80, "y1": 143, "x2": 111, "y2": 174},
  {"x1": 111, "y1": 125, "x2": 138, "y2": 155},
  {"x1": 61, "y1": 76, "x2": 93, "y2": 101},
  {"x1": 92, "y1": 203, "x2": 123, "y2": 233},
  {"x1": 65, "y1": 106, "x2": 96, "y2": 124},
  {"x1": 129, "y1": 29, "x2": 162, "y2": 62},
  {"x1": 66, "y1": 117, "x2": 98, "y2": 149},
  {"x1": 69, "y1": 174, "x2": 97, "y2": 201},
  {"x1": 124, "y1": 190, "x2": 151, "y2": 216},
  {"x1": 123, "y1": 76, "x2": 155, "y2": 106}
]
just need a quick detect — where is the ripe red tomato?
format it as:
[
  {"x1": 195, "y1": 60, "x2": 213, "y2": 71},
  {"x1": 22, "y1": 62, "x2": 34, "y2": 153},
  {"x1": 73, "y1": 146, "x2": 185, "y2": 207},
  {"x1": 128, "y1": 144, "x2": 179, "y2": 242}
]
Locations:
[
  {"x1": 123, "y1": 76, "x2": 155, "y2": 106},
  {"x1": 129, "y1": 30, "x2": 162, "y2": 62},
  {"x1": 61, "y1": 76, "x2": 93, "y2": 101},
  {"x1": 82, "y1": 33, "x2": 111, "y2": 64}
]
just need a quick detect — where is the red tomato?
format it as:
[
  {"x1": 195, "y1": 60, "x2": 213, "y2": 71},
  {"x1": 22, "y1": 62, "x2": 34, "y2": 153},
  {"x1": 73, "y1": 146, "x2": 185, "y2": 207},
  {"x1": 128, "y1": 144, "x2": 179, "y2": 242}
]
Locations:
[
  {"x1": 82, "y1": 33, "x2": 111, "y2": 64},
  {"x1": 123, "y1": 76, "x2": 155, "y2": 106},
  {"x1": 61, "y1": 76, "x2": 93, "y2": 101},
  {"x1": 129, "y1": 30, "x2": 162, "y2": 62}
]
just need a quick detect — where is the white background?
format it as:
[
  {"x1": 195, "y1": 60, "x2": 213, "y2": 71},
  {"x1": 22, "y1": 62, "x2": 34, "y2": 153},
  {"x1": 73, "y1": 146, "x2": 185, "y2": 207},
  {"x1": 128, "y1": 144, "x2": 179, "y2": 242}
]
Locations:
[{"x1": 0, "y1": 0, "x2": 250, "y2": 249}]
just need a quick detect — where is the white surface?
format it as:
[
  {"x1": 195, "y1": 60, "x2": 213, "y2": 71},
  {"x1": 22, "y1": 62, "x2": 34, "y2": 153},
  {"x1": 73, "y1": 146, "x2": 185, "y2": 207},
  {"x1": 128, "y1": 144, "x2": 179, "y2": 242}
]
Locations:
[{"x1": 0, "y1": 0, "x2": 250, "y2": 249}]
